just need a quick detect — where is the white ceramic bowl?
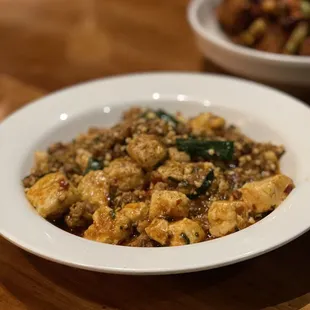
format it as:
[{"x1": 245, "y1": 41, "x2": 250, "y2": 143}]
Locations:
[
  {"x1": 1, "y1": 73, "x2": 310, "y2": 275},
  {"x1": 187, "y1": 0, "x2": 310, "y2": 86}
]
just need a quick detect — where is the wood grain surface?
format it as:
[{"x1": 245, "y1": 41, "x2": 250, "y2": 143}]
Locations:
[{"x1": 0, "y1": 1, "x2": 310, "y2": 309}]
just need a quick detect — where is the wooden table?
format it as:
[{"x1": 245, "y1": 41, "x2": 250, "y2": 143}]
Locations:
[{"x1": 1, "y1": 1, "x2": 310, "y2": 309}]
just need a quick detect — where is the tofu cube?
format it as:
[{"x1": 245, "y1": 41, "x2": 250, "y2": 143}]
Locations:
[
  {"x1": 145, "y1": 218, "x2": 169, "y2": 245},
  {"x1": 103, "y1": 157, "x2": 144, "y2": 191},
  {"x1": 169, "y1": 218, "x2": 205, "y2": 246},
  {"x1": 120, "y1": 202, "x2": 149, "y2": 224},
  {"x1": 78, "y1": 170, "x2": 109, "y2": 208},
  {"x1": 127, "y1": 134, "x2": 167, "y2": 169},
  {"x1": 240, "y1": 174, "x2": 294, "y2": 214},
  {"x1": 208, "y1": 201, "x2": 249, "y2": 237},
  {"x1": 149, "y1": 190, "x2": 189, "y2": 220},
  {"x1": 84, "y1": 206, "x2": 131, "y2": 244},
  {"x1": 26, "y1": 172, "x2": 78, "y2": 218}
]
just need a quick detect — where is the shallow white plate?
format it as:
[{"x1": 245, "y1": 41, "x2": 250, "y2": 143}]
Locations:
[
  {"x1": 187, "y1": 0, "x2": 310, "y2": 86},
  {"x1": 1, "y1": 73, "x2": 310, "y2": 275}
]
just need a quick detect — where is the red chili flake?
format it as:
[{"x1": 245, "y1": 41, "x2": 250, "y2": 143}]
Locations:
[
  {"x1": 284, "y1": 184, "x2": 294, "y2": 194},
  {"x1": 176, "y1": 199, "x2": 182, "y2": 206},
  {"x1": 59, "y1": 179, "x2": 69, "y2": 190},
  {"x1": 235, "y1": 205, "x2": 245, "y2": 215},
  {"x1": 232, "y1": 190, "x2": 242, "y2": 200}
]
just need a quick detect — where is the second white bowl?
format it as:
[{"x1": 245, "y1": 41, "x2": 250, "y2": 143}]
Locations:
[{"x1": 187, "y1": 0, "x2": 310, "y2": 86}]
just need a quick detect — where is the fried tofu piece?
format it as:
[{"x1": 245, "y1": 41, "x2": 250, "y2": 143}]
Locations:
[
  {"x1": 149, "y1": 190, "x2": 189, "y2": 220},
  {"x1": 84, "y1": 206, "x2": 131, "y2": 244},
  {"x1": 189, "y1": 112, "x2": 225, "y2": 136},
  {"x1": 137, "y1": 220, "x2": 150, "y2": 234},
  {"x1": 78, "y1": 170, "x2": 109, "y2": 208},
  {"x1": 145, "y1": 218, "x2": 169, "y2": 245},
  {"x1": 157, "y1": 161, "x2": 185, "y2": 181},
  {"x1": 208, "y1": 200, "x2": 249, "y2": 237},
  {"x1": 26, "y1": 172, "x2": 78, "y2": 219},
  {"x1": 240, "y1": 174, "x2": 294, "y2": 214},
  {"x1": 103, "y1": 157, "x2": 144, "y2": 191},
  {"x1": 157, "y1": 161, "x2": 214, "y2": 182},
  {"x1": 168, "y1": 147, "x2": 191, "y2": 162},
  {"x1": 127, "y1": 134, "x2": 167, "y2": 169},
  {"x1": 169, "y1": 218, "x2": 205, "y2": 246},
  {"x1": 120, "y1": 202, "x2": 149, "y2": 225}
]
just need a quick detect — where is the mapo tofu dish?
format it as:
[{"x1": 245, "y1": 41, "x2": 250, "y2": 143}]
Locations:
[
  {"x1": 23, "y1": 107, "x2": 294, "y2": 247},
  {"x1": 217, "y1": 0, "x2": 310, "y2": 55}
]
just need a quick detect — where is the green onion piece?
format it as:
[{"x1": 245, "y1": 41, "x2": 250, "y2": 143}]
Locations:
[
  {"x1": 239, "y1": 18, "x2": 267, "y2": 46},
  {"x1": 155, "y1": 109, "x2": 179, "y2": 126},
  {"x1": 301, "y1": 1, "x2": 310, "y2": 18},
  {"x1": 283, "y1": 22, "x2": 309, "y2": 54},
  {"x1": 176, "y1": 138, "x2": 234, "y2": 161},
  {"x1": 187, "y1": 170, "x2": 214, "y2": 199},
  {"x1": 168, "y1": 176, "x2": 179, "y2": 183},
  {"x1": 93, "y1": 136, "x2": 101, "y2": 143},
  {"x1": 110, "y1": 209, "x2": 116, "y2": 219},
  {"x1": 141, "y1": 109, "x2": 179, "y2": 126},
  {"x1": 140, "y1": 110, "x2": 149, "y2": 118},
  {"x1": 84, "y1": 158, "x2": 103, "y2": 175}
]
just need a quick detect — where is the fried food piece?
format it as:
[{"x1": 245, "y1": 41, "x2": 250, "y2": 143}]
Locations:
[
  {"x1": 157, "y1": 161, "x2": 185, "y2": 181},
  {"x1": 217, "y1": 0, "x2": 252, "y2": 34},
  {"x1": 149, "y1": 190, "x2": 189, "y2": 220},
  {"x1": 189, "y1": 113, "x2": 226, "y2": 136},
  {"x1": 157, "y1": 161, "x2": 214, "y2": 182},
  {"x1": 145, "y1": 218, "x2": 169, "y2": 245},
  {"x1": 103, "y1": 157, "x2": 145, "y2": 191},
  {"x1": 84, "y1": 206, "x2": 131, "y2": 244},
  {"x1": 120, "y1": 202, "x2": 149, "y2": 225},
  {"x1": 127, "y1": 134, "x2": 167, "y2": 169},
  {"x1": 26, "y1": 172, "x2": 78, "y2": 218},
  {"x1": 240, "y1": 174, "x2": 294, "y2": 214},
  {"x1": 208, "y1": 201, "x2": 249, "y2": 237},
  {"x1": 169, "y1": 218, "x2": 206, "y2": 246},
  {"x1": 78, "y1": 170, "x2": 109, "y2": 208}
]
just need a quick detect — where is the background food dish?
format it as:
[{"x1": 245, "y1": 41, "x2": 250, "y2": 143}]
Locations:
[
  {"x1": 217, "y1": 0, "x2": 310, "y2": 56},
  {"x1": 1, "y1": 73, "x2": 310, "y2": 274},
  {"x1": 188, "y1": 0, "x2": 310, "y2": 85}
]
